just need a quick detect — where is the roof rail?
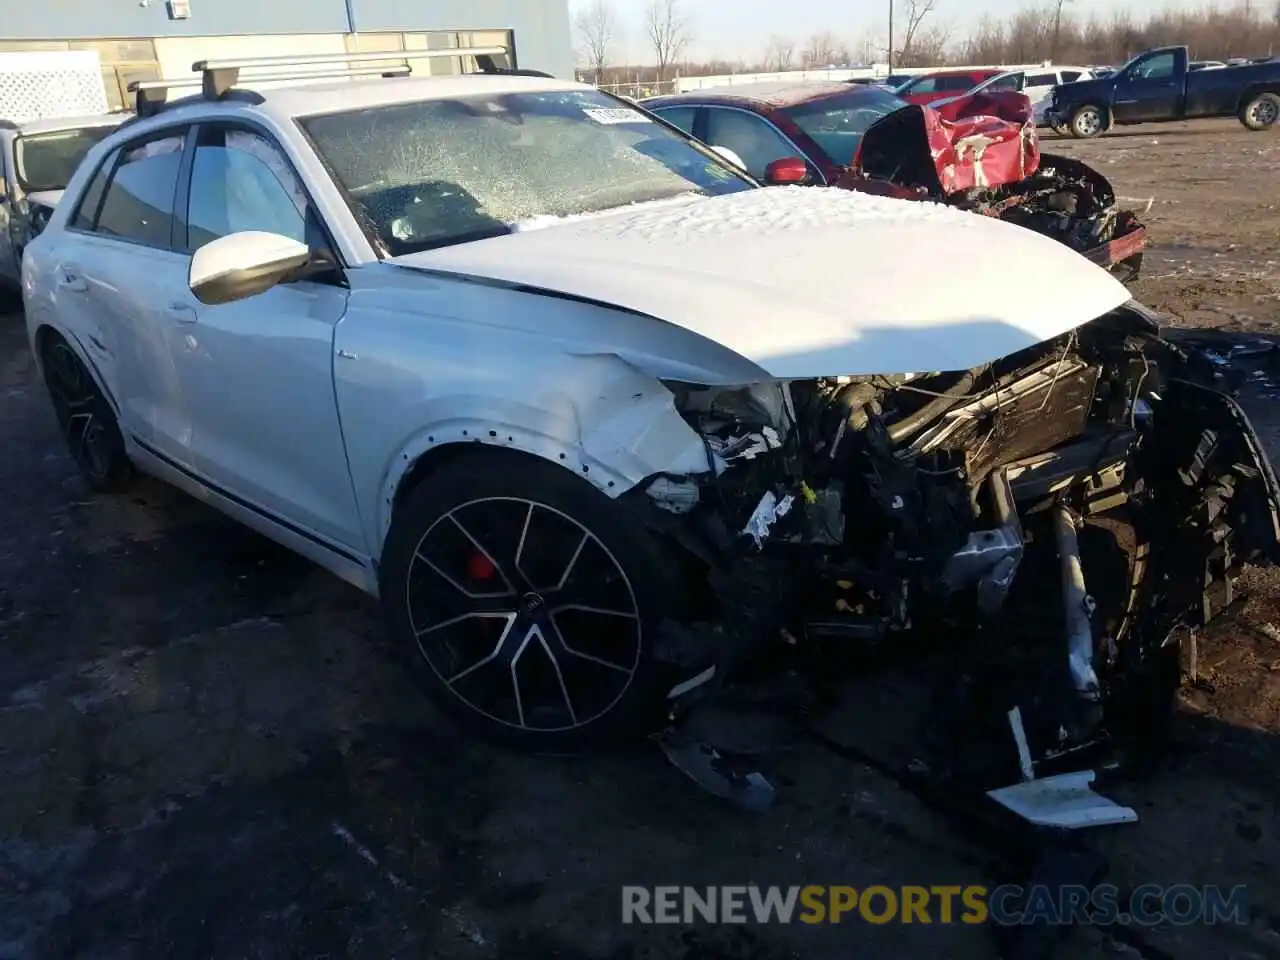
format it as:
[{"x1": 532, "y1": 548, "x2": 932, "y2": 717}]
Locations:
[
  {"x1": 129, "y1": 44, "x2": 516, "y2": 117},
  {"x1": 129, "y1": 63, "x2": 416, "y2": 116},
  {"x1": 192, "y1": 45, "x2": 512, "y2": 98}
]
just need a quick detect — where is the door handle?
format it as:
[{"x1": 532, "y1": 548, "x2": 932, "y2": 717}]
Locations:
[
  {"x1": 166, "y1": 303, "x2": 198, "y2": 324},
  {"x1": 56, "y1": 268, "x2": 87, "y2": 293}
]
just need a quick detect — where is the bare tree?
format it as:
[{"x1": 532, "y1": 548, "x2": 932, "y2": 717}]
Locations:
[
  {"x1": 763, "y1": 34, "x2": 796, "y2": 71},
  {"x1": 801, "y1": 31, "x2": 851, "y2": 68},
  {"x1": 644, "y1": 0, "x2": 691, "y2": 83},
  {"x1": 898, "y1": 0, "x2": 942, "y2": 66},
  {"x1": 1051, "y1": 0, "x2": 1075, "y2": 60},
  {"x1": 574, "y1": 0, "x2": 616, "y2": 83}
]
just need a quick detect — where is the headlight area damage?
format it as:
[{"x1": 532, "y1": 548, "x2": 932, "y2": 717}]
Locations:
[
  {"x1": 635, "y1": 304, "x2": 1280, "y2": 821},
  {"x1": 844, "y1": 91, "x2": 1147, "y2": 281}
]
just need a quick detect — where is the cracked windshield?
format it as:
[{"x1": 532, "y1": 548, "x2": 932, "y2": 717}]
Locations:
[{"x1": 301, "y1": 88, "x2": 752, "y2": 255}]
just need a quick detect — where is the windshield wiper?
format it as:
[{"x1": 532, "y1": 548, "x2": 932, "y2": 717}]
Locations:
[{"x1": 396, "y1": 223, "x2": 514, "y2": 255}]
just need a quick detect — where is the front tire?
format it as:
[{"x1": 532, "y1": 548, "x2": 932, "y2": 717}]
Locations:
[
  {"x1": 1070, "y1": 105, "x2": 1106, "y2": 139},
  {"x1": 380, "y1": 449, "x2": 680, "y2": 751},
  {"x1": 1239, "y1": 92, "x2": 1279, "y2": 131},
  {"x1": 40, "y1": 334, "x2": 134, "y2": 492}
]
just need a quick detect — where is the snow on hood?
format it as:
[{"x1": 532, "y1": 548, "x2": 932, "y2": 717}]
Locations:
[{"x1": 394, "y1": 186, "x2": 1132, "y2": 379}]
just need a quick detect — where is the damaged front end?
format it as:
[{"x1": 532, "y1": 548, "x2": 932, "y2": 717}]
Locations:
[
  {"x1": 643, "y1": 303, "x2": 1280, "y2": 793},
  {"x1": 843, "y1": 91, "x2": 1147, "y2": 280}
]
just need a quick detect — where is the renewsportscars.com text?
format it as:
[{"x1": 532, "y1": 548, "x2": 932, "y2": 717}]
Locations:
[{"x1": 621, "y1": 884, "x2": 1250, "y2": 927}]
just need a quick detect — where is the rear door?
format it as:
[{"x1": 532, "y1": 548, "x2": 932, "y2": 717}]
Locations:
[
  {"x1": 57, "y1": 126, "x2": 197, "y2": 466},
  {"x1": 168, "y1": 120, "x2": 364, "y2": 552}
]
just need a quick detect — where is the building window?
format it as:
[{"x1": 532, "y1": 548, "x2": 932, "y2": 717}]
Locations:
[{"x1": 403, "y1": 30, "x2": 515, "y2": 75}]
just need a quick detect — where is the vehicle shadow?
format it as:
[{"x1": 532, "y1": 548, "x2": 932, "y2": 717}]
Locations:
[{"x1": 1043, "y1": 124, "x2": 1242, "y2": 142}]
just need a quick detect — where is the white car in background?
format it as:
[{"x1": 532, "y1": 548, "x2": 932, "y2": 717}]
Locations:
[
  {"x1": 21, "y1": 52, "x2": 1280, "y2": 766},
  {"x1": 968, "y1": 66, "x2": 1094, "y2": 126},
  {"x1": 0, "y1": 112, "x2": 127, "y2": 290}
]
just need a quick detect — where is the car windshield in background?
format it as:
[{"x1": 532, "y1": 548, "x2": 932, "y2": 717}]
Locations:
[
  {"x1": 781, "y1": 88, "x2": 909, "y2": 166},
  {"x1": 300, "y1": 89, "x2": 754, "y2": 256},
  {"x1": 15, "y1": 126, "x2": 117, "y2": 193}
]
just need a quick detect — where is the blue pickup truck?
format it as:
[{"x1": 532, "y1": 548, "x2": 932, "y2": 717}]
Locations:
[{"x1": 1045, "y1": 45, "x2": 1280, "y2": 138}]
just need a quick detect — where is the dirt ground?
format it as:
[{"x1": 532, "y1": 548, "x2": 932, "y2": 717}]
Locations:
[{"x1": 2, "y1": 118, "x2": 1280, "y2": 960}]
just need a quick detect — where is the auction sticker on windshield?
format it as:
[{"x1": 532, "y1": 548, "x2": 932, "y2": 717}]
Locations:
[{"x1": 583, "y1": 107, "x2": 653, "y2": 124}]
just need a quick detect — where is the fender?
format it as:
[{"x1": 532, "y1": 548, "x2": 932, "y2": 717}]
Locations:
[
  {"x1": 30, "y1": 322, "x2": 122, "y2": 418},
  {"x1": 370, "y1": 355, "x2": 715, "y2": 553}
]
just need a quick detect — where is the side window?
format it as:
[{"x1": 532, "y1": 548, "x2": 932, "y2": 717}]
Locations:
[
  {"x1": 939, "y1": 75, "x2": 975, "y2": 91},
  {"x1": 1131, "y1": 53, "x2": 1175, "y2": 80},
  {"x1": 652, "y1": 106, "x2": 697, "y2": 135},
  {"x1": 1026, "y1": 73, "x2": 1056, "y2": 87},
  {"x1": 185, "y1": 126, "x2": 308, "y2": 252},
  {"x1": 1059, "y1": 70, "x2": 1083, "y2": 83},
  {"x1": 987, "y1": 74, "x2": 1023, "y2": 91},
  {"x1": 909, "y1": 77, "x2": 938, "y2": 93},
  {"x1": 703, "y1": 109, "x2": 798, "y2": 180},
  {"x1": 95, "y1": 133, "x2": 185, "y2": 247},
  {"x1": 70, "y1": 149, "x2": 116, "y2": 231}
]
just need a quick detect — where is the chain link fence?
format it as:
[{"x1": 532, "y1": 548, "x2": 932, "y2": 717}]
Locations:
[{"x1": 589, "y1": 79, "x2": 678, "y2": 101}]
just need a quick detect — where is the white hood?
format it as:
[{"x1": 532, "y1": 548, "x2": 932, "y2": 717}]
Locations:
[
  {"x1": 395, "y1": 186, "x2": 1131, "y2": 378},
  {"x1": 26, "y1": 189, "x2": 63, "y2": 208}
]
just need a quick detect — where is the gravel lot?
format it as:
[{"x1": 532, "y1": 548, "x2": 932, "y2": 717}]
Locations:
[{"x1": 2, "y1": 118, "x2": 1279, "y2": 960}]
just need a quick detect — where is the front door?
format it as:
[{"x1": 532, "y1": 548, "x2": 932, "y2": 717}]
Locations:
[
  {"x1": 169, "y1": 121, "x2": 364, "y2": 553},
  {"x1": 1112, "y1": 50, "x2": 1183, "y2": 123}
]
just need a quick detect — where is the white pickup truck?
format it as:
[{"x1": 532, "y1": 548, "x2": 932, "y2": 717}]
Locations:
[
  {"x1": 0, "y1": 50, "x2": 128, "y2": 290},
  {"x1": 0, "y1": 114, "x2": 128, "y2": 289}
]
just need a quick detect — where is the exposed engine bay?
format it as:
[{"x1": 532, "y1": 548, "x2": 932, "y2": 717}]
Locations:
[
  {"x1": 845, "y1": 92, "x2": 1147, "y2": 280},
  {"x1": 642, "y1": 305, "x2": 1280, "y2": 796}
]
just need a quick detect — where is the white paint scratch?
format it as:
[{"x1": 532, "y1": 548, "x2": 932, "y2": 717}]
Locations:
[
  {"x1": 442, "y1": 906, "x2": 489, "y2": 947},
  {"x1": 330, "y1": 821, "x2": 410, "y2": 890}
]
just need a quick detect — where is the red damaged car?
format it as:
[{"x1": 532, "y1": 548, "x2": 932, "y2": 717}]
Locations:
[{"x1": 642, "y1": 81, "x2": 1146, "y2": 279}]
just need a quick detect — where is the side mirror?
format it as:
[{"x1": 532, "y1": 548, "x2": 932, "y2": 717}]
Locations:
[
  {"x1": 709, "y1": 144, "x2": 748, "y2": 171},
  {"x1": 189, "y1": 231, "x2": 312, "y2": 305},
  {"x1": 762, "y1": 156, "x2": 812, "y2": 186}
]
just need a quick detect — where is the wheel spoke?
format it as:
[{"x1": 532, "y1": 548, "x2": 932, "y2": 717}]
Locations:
[
  {"x1": 549, "y1": 603, "x2": 637, "y2": 619},
  {"x1": 442, "y1": 612, "x2": 519, "y2": 683},
  {"x1": 414, "y1": 548, "x2": 514, "y2": 600},
  {"x1": 505, "y1": 625, "x2": 538, "y2": 728},
  {"x1": 450, "y1": 519, "x2": 519, "y2": 593},
  {"x1": 512, "y1": 502, "x2": 535, "y2": 585},
  {"x1": 535, "y1": 627, "x2": 578, "y2": 724},
  {"x1": 548, "y1": 613, "x2": 632, "y2": 673},
  {"x1": 550, "y1": 532, "x2": 590, "y2": 593}
]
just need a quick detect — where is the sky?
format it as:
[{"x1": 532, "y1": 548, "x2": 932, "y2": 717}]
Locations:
[{"x1": 568, "y1": 0, "x2": 1223, "y2": 64}]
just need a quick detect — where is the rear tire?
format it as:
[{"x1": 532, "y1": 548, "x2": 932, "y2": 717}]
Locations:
[
  {"x1": 379, "y1": 449, "x2": 681, "y2": 752},
  {"x1": 1070, "y1": 105, "x2": 1106, "y2": 139},
  {"x1": 40, "y1": 334, "x2": 134, "y2": 493},
  {"x1": 1238, "y1": 92, "x2": 1279, "y2": 131}
]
